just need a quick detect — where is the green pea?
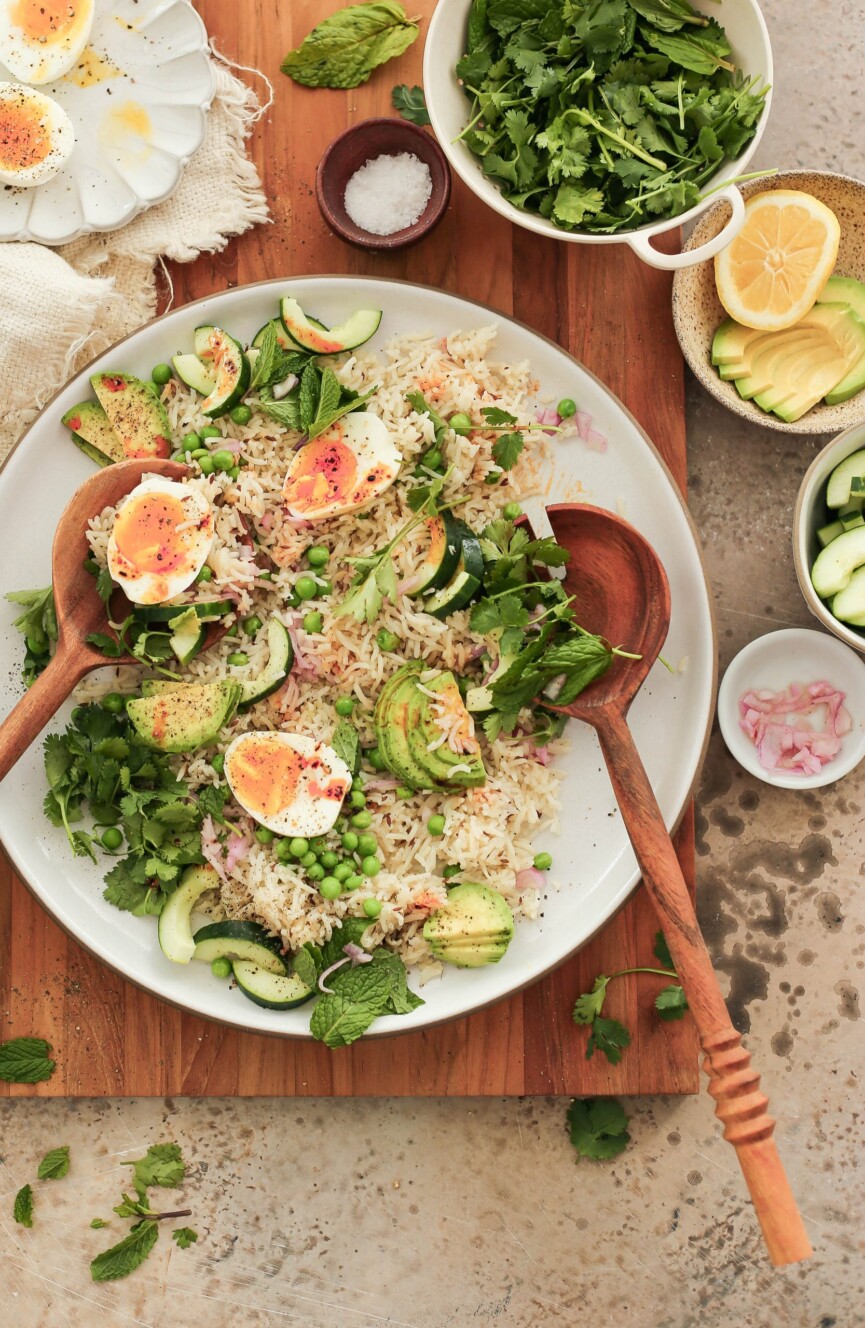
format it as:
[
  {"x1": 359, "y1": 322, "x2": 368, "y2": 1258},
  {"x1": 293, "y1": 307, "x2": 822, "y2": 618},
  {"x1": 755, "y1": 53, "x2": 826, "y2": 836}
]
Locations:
[
  {"x1": 227, "y1": 651, "x2": 249, "y2": 667},
  {"x1": 302, "y1": 611, "x2": 323, "y2": 634},
  {"x1": 310, "y1": 836, "x2": 327, "y2": 853},
  {"x1": 484, "y1": 471, "x2": 502, "y2": 486},
  {"x1": 557, "y1": 398, "x2": 577, "y2": 419},
  {"x1": 341, "y1": 831, "x2": 359, "y2": 852},
  {"x1": 182, "y1": 432, "x2": 201, "y2": 451},
  {"x1": 151, "y1": 363, "x2": 172, "y2": 386},
  {"x1": 197, "y1": 454, "x2": 216, "y2": 475},
  {"x1": 301, "y1": 851, "x2": 317, "y2": 869},
  {"x1": 102, "y1": 692, "x2": 125, "y2": 714},
  {"x1": 212, "y1": 449, "x2": 235, "y2": 473},
  {"x1": 449, "y1": 412, "x2": 472, "y2": 435},
  {"x1": 357, "y1": 833, "x2": 377, "y2": 857},
  {"x1": 349, "y1": 790, "x2": 366, "y2": 810},
  {"x1": 427, "y1": 814, "x2": 445, "y2": 837},
  {"x1": 225, "y1": 622, "x2": 239, "y2": 637},
  {"x1": 295, "y1": 576, "x2": 317, "y2": 601},
  {"x1": 362, "y1": 897, "x2": 382, "y2": 918},
  {"x1": 275, "y1": 839, "x2": 293, "y2": 863},
  {"x1": 191, "y1": 448, "x2": 210, "y2": 460},
  {"x1": 361, "y1": 855, "x2": 381, "y2": 877},
  {"x1": 100, "y1": 827, "x2": 123, "y2": 851},
  {"x1": 210, "y1": 752, "x2": 225, "y2": 774},
  {"x1": 195, "y1": 564, "x2": 213, "y2": 583},
  {"x1": 335, "y1": 697, "x2": 354, "y2": 717},
  {"x1": 365, "y1": 746, "x2": 385, "y2": 770},
  {"x1": 333, "y1": 863, "x2": 352, "y2": 883},
  {"x1": 200, "y1": 425, "x2": 222, "y2": 440},
  {"x1": 242, "y1": 615, "x2": 263, "y2": 636},
  {"x1": 306, "y1": 545, "x2": 329, "y2": 568},
  {"x1": 289, "y1": 837, "x2": 309, "y2": 858},
  {"x1": 71, "y1": 706, "x2": 86, "y2": 724},
  {"x1": 315, "y1": 578, "x2": 333, "y2": 596},
  {"x1": 307, "y1": 863, "x2": 325, "y2": 881},
  {"x1": 533, "y1": 851, "x2": 553, "y2": 870},
  {"x1": 320, "y1": 850, "x2": 339, "y2": 870},
  {"x1": 442, "y1": 864, "x2": 462, "y2": 879},
  {"x1": 211, "y1": 957, "x2": 232, "y2": 979},
  {"x1": 170, "y1": 449, "x2": 186, "y2": 461},
  {"x1": 345, "y1": 874, "x2": 363, "y2": 891},
  {"x1": 259, "y1": 570, "x2": 274, "y2": 582},
  {"x1": 255, "y1": 827, "x2": 275, "y2": 844},
  {"x1": 503, "y1": 502, "x2": 522, "y2": 520},
  {"x1": 396, "y1": 786, "x2": 413, "y2": 800},
  {"x1": 376, "y1": 629, "x2": 399, "y2": 652},
  {"x1": 335, "y1": 816, "x2": 349, "y2": 833},
  {"x1": 320, "y1": 876, "x2": 342, "y2": 900},
  {"x1": 230, "y1": 404, "x2": 252, "y2": 426},
  {"x1": 351, "y1": 809, "x2": 372, "y2": 829},
  {"x1": 228, "y1": 465, "x2": 241, "y2": 481},
  {"x1": 424, "y1": 449, "x2": 442, "y2": 470}
]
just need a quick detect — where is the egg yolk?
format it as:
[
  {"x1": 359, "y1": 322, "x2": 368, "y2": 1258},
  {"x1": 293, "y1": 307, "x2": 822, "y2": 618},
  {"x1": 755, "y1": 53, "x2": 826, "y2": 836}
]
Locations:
[
  {"x1": 0, "y1": 89, "x2": 50, "y2": 170},
  {"x1": 12, "y1": 0, "x2": 84, "y2": 42},
  {"x1": 113, "y1": 490, "x2": 202, "y2": 577},
  {"x1": 283, "y1": 435, "x2": 358, "y2": 512}
]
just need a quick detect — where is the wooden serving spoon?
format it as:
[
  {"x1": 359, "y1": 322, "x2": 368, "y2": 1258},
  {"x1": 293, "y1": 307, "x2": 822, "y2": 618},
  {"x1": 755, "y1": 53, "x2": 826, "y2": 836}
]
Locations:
[
  {"x1": 544, "y1": 501, "x2": 812, "y2": 1268},
  {"x1": 0, "y1": 458, "x2": 190, "y2": 784}
]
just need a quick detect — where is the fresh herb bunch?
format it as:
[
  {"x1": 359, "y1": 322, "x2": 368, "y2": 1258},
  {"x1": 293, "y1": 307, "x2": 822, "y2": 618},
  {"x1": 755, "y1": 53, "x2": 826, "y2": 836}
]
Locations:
[
  {"x1": 43, "y1": 702, "x2": 206, "y2": 915},
  {"x1": 281, "y1": 2, "x2": 419, "y2": 90},
  {"x1": 252, "y1": 323, "x2": 377, "y2": 440},
  {"x1": 91, "y1": 1143, "x2": 196, "y2": 1282},
  {"x1": 6, "y1": 587, "x2": 57, "y2": 685},
  {"x1": 572, "y1": 929, "x2": 689, "y2": 1063},
  {"x1": 457, "y1": 0, "x2": 769, "y2": 233}
]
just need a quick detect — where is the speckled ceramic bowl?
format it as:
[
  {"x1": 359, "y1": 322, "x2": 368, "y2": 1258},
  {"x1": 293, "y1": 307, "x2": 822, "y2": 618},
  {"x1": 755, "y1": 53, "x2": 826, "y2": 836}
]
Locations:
[{"x1": 672, "y1": 170, "x2": 865, "y2": 435}]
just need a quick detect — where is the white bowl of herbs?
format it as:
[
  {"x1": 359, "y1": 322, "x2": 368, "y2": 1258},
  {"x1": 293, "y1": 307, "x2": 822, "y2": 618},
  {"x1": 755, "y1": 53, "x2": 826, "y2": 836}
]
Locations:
[{"x1": 424, "y1": 0, "x2": 773, "y2": 270}]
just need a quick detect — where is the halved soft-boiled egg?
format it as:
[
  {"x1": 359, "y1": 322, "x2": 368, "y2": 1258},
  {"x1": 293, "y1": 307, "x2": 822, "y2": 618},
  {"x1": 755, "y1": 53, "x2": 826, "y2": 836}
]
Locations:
[
  {"x1": 224, "y1": 732, "x2": 352, "y2": 838},
  {"x1": 282, "y1": 412, "x2": 401, "y2": 520},
  {"x1": 0, "y1": 0, "x2": 94, "y2": 85},
  {"x1": 0, "y1": 82, "x2": 75, "y2": 187},
  {"x1": 107, "y1": 476, "x2": 214, "y2": 606}
]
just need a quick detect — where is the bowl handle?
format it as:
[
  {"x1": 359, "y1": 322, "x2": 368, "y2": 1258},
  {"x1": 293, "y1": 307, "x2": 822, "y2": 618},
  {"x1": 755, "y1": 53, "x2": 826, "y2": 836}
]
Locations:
[{"x1": 627, "y1": 185, "x2": 746, "y2": 271}]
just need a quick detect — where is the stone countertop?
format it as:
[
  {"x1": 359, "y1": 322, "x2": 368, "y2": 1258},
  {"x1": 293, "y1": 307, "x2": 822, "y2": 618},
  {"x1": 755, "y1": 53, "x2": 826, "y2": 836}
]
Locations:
[{"x1": 1, "y1": 2, "x2": 863, "y2": 1324}]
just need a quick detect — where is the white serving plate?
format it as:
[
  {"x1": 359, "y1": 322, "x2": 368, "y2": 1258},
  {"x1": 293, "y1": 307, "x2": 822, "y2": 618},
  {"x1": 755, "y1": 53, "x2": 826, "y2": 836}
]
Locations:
[
  {"x1": 0, "y1": 0, "x2": 214, "y2": 245},
  {"x1": 0, "y1": 277, "x2": 717, "y2": 1038}
]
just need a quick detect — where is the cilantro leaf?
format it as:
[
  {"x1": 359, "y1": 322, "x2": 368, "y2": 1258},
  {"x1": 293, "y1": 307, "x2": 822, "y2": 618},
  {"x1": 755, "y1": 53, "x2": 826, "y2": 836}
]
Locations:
[
  {"x1": 586, "y1": 1017, "x2": 632, "y2": 1064},
  {"x1": 653, "y1": 929, "x2": 674, "y2": 969},
  {"x1": 491, "y1": 431, "x2": 524, "y2": 470},
  {"x1": 572, "y1": 975, "x2": 611, "y2": 1025},
  {"x1": 90, "y1": 1218, "x2": 109, "y2": 1229},
  {"x1": 655, "y1": 984, "x2": 688, "y2": 1020},
  {"x1": 281, "y1": 2, "x2": 419, "y2": 90},
  {"x1": 567, "y1": 1097, "x2": 631, "y2": 1160},
  {"x1": 481, "y1": 405, "x2": 518, "y2": 426},
  {"x1": 6, "y1": 585, "x2": 57, "y2": 685},
  {"x1": 392, "y1": 83, "x2": 430, "y2": 125},
  {"x1": 0, "y1": 1037, "x2": 55, "y2": 1084},
  {"x1": 14, "y1": 1184, "x2": 33, "y2": 1228},
  {"x1": 37, "y1": 1145, "x2": 70, "y2": 1180},
  {"x1": 406, "y1": 388, "x2": 448, "y2": 444},
  {"x1": 172, "y1": 1227, "x2": 198, "y2": 1249},
  {"x1": 91, "y1": 1219, "x2": 159, "y2": 1282}
]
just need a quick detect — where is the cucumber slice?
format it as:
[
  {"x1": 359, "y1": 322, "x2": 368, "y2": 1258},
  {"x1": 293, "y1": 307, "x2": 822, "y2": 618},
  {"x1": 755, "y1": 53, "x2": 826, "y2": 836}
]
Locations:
[
  {"x1": 425, "y1": 561, "x2": 482, "y2": 619},
  {"x1": 133, "y1": 599, "x2": 234, "y2": 623},
  {"x1": 817, "y1": 520, "x2": 844, "y2": 548},
  {"x1": 831, "y1": 564, "x2": 865, "y2": 623},
  {"x1": 158, "y1": 865, "x2": 220, "y2": 964},
  {"x1": 232, "y1": 960, "x2": 315, "y2": 1009},
  {"x1": 172, "y1": 353, "x2": 216, "y2": 397},
  {"x1": 193, "y1": 326, "x2": 251, "y2": 417},
  {"x1": 192, "y1": 920, "x2": 287, "y2": 974},
  {"x1": 168, "y1": 607, "x2": 206, "y2": 665},
  {"x1": 252, "y1": 320, "x2": 293, "y2": 352},
  {"x1": 827, "y1": 449, "x2": 865, "y2": 509},
  {"x1": 811, "y1": 526, "x2": 865, "y2": 598},
  {"x1": 280, "y1": 296, "x2": 382, "y2": 355},
  {"x1": 405, "y1": 512, "x2": 464, "y2": 597},
  {"x1": 238, "y1": 616, "x2": 294, "y2": 710}
]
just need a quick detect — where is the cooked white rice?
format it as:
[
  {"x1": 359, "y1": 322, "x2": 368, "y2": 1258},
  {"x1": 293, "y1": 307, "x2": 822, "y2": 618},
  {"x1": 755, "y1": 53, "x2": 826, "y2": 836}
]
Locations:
[{"x1": 83, "y1": 327, "x2": 571, "y2": 977}]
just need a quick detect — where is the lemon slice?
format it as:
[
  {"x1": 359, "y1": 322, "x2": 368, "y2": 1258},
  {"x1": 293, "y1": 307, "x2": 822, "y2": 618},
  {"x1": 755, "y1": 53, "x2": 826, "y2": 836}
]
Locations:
[{"x1": 714, "y1": 190, "x2": 841, "y2": 332}]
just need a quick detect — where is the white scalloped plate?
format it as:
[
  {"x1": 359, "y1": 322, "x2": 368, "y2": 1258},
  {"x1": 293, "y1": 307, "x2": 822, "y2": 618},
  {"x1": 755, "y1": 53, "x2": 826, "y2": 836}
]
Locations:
[{"x1": 0, "y1": 0, "x2": 214, "y2": 245}]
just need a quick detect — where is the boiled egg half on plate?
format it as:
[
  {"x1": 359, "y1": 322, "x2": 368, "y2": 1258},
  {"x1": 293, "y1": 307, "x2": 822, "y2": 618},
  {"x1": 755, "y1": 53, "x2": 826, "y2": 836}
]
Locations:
[
  {"x1": 0, "y1": 82, "x2": 75, "y2": 187},
  {"x1": 282, "y1": 413, "x2": 402, "y2": 520},
  {"x1": 107, "y1": 476, "x2": 214, "y2": 606},
  {"x1": 224, "y1": 732, "x2": 352, "y2": 838},
  {"x1": 0, "y1": 0, "x2": 94, "y2": 84}
]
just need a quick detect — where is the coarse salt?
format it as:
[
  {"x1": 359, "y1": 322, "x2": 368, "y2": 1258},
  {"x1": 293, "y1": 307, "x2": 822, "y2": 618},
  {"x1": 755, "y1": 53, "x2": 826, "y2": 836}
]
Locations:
[{"x1": 344, "y1": 151, "x2": 433, "y2": 236}]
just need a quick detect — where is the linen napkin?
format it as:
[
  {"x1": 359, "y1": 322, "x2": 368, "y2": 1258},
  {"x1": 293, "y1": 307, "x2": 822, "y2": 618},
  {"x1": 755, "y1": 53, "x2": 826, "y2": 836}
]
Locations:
[{"x1": 0, "y1": 58, "x2": 270, "y2": 461}]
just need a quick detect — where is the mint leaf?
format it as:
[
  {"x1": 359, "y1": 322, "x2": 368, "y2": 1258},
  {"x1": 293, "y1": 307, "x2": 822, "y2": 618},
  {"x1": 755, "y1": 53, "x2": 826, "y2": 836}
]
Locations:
[
  {"x1": 331, "y1": 719, "x2": 360, "y2": 778},
  {"x1": 0, "y1": 1037, "x2": 55, "y2": 1084},
  {"x1": 310, "y1": 960, "x2": 396, "y2": 1047},
  {"x1": 37, "y1": 1145, "x2": 70, "y2": 1180},
  {"x1": 392, "y1": 83, "x2": 430, "y2": 125},
  {"x1": 125, "y1": 1142, "x2": 185, "y2": 1199},
  {"x1": 655, "y1": 983, "x2": 688, "y2": 1020},
  {"x1": 14, "y1": 1184, "x2": 33, "y2": 1228},
  {"x1": 567, "y1": 1097, "x2": 631, "y2": 1160},
  {"x1": 91, "y1": 1219, "x2": 159, "y2": 1282},
  {"x1": 172, "y1": 1227, "x2": 198, "y2": 1249},
  {"x1": 281, "y1": 2, "x2": 419, "y2": 90}
]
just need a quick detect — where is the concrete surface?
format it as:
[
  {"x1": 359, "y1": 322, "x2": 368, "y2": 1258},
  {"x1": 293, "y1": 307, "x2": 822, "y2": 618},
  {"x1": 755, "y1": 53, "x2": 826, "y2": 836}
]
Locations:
[{"x1": 2, "y1": 2, "x2": 863, "y2": 1324}]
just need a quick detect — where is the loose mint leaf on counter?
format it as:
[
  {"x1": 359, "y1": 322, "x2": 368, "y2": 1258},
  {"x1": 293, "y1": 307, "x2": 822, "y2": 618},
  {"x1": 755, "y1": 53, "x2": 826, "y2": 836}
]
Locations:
[
  {"x1": 392, "y1": 83, "x2": 430, "y2": 125},
  {"x1": 281, "y1": 2, "x2": 419, "y2": 90},
  {"x1": 0, "y1": 1037, "x2": 56, "y2": 1084},
  {"x1": 125, "y1": 1143, "x2": 185, "y2": 1200},
  {"x1": 14, "y1": 1184, "x2": 33, "y2": 1228},
  {"x1": 567, "y1": 1097, "x2": 631, "y2": 1160},
  {"x1": 90, "y1": 1219, "x2": 159, "y2": 1282},
  {"x1": 37, "y1": 1146, "x2": 70, "y2": 1180}
]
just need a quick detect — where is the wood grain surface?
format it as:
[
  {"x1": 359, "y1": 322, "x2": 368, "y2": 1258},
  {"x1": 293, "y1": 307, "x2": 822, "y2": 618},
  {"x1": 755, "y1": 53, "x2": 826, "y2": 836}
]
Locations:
[{"x1": 0, "y1": 0, "x2": 700, "y2": 1097}]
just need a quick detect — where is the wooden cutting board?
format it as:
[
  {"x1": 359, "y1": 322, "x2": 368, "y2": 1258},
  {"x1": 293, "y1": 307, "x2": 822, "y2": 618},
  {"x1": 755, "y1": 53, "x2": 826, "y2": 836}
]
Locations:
[{"x1": 0, "y1": 0, "x2": 700, "y2": 1097}]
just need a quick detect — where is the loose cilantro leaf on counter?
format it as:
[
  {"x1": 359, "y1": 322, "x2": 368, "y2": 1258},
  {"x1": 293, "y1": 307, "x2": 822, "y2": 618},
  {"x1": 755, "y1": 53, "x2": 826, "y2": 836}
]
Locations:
[
  {"x1": 90, "y1": 1218, "x2": 109, "y2": 1229},
  {"x1": 567, "y1": 1097, "x2": 631, "y2": 1160},
  {"x1": 14, "y1": 1184, "x2": 33, "y2": 1227},
  {"x1": 571, "y1": 934, "x2": 689, "y2": 1063},
  {"x1": 172, "y1": 1227, "x2": 198, "y2": 1249},
  {"x1": 281, "y1": 2, "x2": 419, "y2": 90},
  {"x1": 6, "y1": 586, "x2": 57, "y2": 685},
  {"x1": 37, "y1": 1146, "x2": 70, "y2": 1180},
  {"x1": 0, "y1": 1037, "x2": 56, "y2": 1084},
  {"x1": 655, "y1": 983, "x2": 688, "y2": 1020},
  {"x1": 392, "y1": 83, "x2": 430, "y2": 125},
  {"x1": 91, "y1": 1220, "x2": 160, "y2": 1282}
]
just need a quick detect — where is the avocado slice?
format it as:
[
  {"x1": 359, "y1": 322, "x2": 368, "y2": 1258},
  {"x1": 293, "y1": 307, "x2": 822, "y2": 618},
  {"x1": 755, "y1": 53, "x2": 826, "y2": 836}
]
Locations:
[
  {"x1": 423, "y1": 883, "x2": 515, "y2": 968},
  {"x1": 126, "y1": 679, "x2": 241, "y2": 753},
  {"x1": 373, "y1": 664, "x2": 436, "y2": 790},
  {"x1": 408, "y1": 673, "x2": 486, "y2": 788},
  {"x1": 733, "y1": 327, "x2": 833, "y2": 400},
  {"x1": 773, "y1": 306, "x2": 865, "y2": 421},
  {"x1": 91, "y1": 372, "x2": 172, "y2": 459},
  {"x1": 61, "y1": 400, "x2": 127, "y2": 466},
  {"x1": 711, "y1": 318, "x2": 765, "y2": 367}
]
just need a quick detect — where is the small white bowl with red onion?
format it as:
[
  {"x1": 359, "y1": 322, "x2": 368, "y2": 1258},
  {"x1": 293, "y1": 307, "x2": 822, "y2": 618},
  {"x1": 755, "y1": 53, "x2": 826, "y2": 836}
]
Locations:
[{"x1": 717, "y1": 628, "x2": 865, "y2": 789}]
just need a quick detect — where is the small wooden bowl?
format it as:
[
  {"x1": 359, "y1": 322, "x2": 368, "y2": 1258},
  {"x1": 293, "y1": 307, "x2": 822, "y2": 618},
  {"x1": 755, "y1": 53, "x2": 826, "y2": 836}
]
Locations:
[{"x1": 316, "y1": 118, "x2": 451, "y2": 251}]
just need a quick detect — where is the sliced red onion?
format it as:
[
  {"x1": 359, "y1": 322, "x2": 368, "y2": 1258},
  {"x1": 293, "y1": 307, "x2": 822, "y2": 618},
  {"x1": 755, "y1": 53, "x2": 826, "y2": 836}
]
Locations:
[
  {"x1": 362, "y1": 776, "x2": 401, "y2": 792},
  {"x1": 575, "y1": 411, "x2": 593, "y2": 440},
  {"x1": 219, "y1": 439, "x2": 245, "y2": 455},
  {"x1": 287, "y1": 615, "x2": 324, "y2": 677},
  {"x1": 343, "y1": 942, "x2": 372, "y2": 964},
  {"x1": 200, "y1": 815, "x2": 227, "y2": 882},
  {"x1": 224, "y1": 827, "x2": 251, "y2": 875},
  {"x1": 318, "y1": 956, "x2": 350, "y2": 993},
  {"x1": 467, "y1": 643, "x2": 487, "y2": 662},
  {"x1": 272, "y1": 373, "x2": 298, "y2": 401},
  {"x1": 515, "y1": 867, "x2": 545, "y2": 892},
  {"x1": 259, "y1": 510, "x2": 274, "y2": 532},
  {"x1": 536, "y1": 405, "x2": 562, "y2": 435},
  {"x1": 398, "y1": 571, "x2": 426, "y2": 596},
  {"x1": 530, "y1": 744, "x2": 553, "y2": 766}
]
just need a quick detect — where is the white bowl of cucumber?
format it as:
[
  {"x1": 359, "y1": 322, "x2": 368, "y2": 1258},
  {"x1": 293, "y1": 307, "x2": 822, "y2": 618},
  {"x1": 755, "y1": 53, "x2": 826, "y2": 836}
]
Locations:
[{"x1": 794, "y1": 422, "x2": 865, "y2": 650}]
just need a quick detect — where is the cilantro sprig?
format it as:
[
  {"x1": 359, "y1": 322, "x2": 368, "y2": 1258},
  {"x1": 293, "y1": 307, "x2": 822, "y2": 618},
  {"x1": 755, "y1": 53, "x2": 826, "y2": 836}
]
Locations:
[
  {"x1": 5, "y1": 587, "x2": 57, "y2": 685},
  {"x1": 572, "y1": 930, "x2": 689, "y2": 1064},
  {"x1": 567, "y1": 1097, "x2": 631, "y2": 1160}
]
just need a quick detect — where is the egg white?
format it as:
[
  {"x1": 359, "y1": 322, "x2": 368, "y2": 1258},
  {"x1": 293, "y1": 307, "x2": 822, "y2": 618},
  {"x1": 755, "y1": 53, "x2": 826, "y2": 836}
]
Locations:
[
  {"x1": 282, "y1": 412, "x2": 402, "y2": 520},
  {"x1": 225, "y1": 732, "x2": 352, "y2": 839},
  {"x1": 0, "y1": 0, "x2": 94, "y2": 85},
  {"x1": 0, "y1": 82, "x2": 75, "y2": 187},
  {"x1": 107, "y1": 476, "x2": 214, "y2": 606}
]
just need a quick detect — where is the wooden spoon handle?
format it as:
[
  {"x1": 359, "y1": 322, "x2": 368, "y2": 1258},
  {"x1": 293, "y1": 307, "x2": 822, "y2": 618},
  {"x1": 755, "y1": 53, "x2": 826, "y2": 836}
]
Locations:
[
  {"x1": 594, "y1": 705, "x2": 812, "y2": 1267},
  {"x1": 0, "y1": 645, "x2": 92, "y2": 783}
]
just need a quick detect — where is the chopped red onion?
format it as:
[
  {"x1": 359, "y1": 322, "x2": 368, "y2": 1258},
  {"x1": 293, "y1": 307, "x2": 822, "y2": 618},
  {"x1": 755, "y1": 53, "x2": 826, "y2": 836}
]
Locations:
[
  {"x1": 536, "y1": 405, "x2": 562, "y2": 435},
  {"x1": 585, "y1": 428, "x2": 608, "y2": 453},
  {"x1": 739, "y1": 680, "x2": 850, "y2": 775},
  {"x1": 259, "y1": 510, "x2": 274, "y2": 532},
  {"x1": 530, "y1": 744, "x2": 553, "y2": 766},
  {"x1": 272, "y1": 373, "x2": 298, "y2": 400},
  {"x1": 515, "y1": 867, "x2": 545, "y2": 893},
  {"x1": 343, "y1": 942, "x2": 372, "y2": 964},
  {"x1": 575, "y1": 411, "x2": 593, "y2": 440}
]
